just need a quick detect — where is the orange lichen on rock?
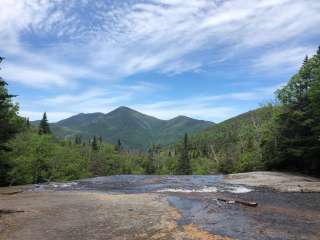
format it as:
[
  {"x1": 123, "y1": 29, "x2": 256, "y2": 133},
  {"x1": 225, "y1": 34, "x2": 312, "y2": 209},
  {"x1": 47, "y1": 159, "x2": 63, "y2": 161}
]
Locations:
[{"x1": 181, "y1": 224, "x2": 232, "y2": 240}]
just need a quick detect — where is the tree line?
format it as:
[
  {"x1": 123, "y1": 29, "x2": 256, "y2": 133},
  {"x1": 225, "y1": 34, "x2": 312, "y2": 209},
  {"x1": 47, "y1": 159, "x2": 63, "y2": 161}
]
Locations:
[
  {"x1": 1, "y1": 46, "x2": 320, "y2": 186},
  {"x1": 0, "y1": 54, "x2": 193, "y2": 185},
  {"x1": 173, "y1": 46, "x2": 320, "y2": 176}
]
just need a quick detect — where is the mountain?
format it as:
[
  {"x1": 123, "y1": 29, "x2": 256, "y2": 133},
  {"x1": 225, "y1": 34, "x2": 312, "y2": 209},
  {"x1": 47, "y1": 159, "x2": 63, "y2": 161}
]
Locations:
[
  {"x1": 184, "y1": 106, "x2": 275, "y2": 172},
  {"x1": 43, "y1": 106, "x2": 213, "y2": 149}
]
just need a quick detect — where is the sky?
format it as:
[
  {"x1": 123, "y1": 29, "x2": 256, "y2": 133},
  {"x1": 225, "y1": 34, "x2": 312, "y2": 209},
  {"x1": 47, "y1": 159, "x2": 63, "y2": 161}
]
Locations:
[{"x1": 0, "y1": 0, "x2": 320, "y2": 123}]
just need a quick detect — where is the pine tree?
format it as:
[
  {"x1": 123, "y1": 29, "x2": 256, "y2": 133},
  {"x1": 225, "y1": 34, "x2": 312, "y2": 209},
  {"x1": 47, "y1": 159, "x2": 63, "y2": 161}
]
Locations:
[
  {"x1": 115, "y1": 139, "x2": 122, "y2": 152},
  {"x1": 0, "y1": 57, "x2": 23, "y2": 185},
  {"x1": 275, "y1": 48, "x2": 320, "y2": 174},
  {"x1": 26, "y1": 118, "x2": 30, "y2": 128},
  {"x1": 0, "y1": 57, "x2": 20, "y2": 150},
  {"x1": 91, "y1": 136, "x2": 98, "y2": 151},
  {"x1": 177, "y1": 133, "x2": 192, "y2": 175},
  {"x1": 38, "y1": 112, "x2": 51, "y2": 135},
  {"x1": 75, "y1": 135, "x2": 82, "y2": 145},
  {"x1": 146, "y1": 148, "x2": 156, "y2": 174}
]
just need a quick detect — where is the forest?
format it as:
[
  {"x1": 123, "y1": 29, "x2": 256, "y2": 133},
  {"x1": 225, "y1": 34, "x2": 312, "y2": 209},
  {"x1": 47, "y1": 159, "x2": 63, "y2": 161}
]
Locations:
[{"x1": 0, "y1": 47, "x2": 320, "y2": 186}]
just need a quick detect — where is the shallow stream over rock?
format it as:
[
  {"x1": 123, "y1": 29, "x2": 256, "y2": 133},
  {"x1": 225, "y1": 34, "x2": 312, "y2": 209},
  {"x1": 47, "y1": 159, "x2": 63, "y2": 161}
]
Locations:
[
  {"x1": 36, "y1": 175, "x2": 253, "y2": 194},
  {"x1": 30, "y1": 175, "x2": 320, "y2": 240}
]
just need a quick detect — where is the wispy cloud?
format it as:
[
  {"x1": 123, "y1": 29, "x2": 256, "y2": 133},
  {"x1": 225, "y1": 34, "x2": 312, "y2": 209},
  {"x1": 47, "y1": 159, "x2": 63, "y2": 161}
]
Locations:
[
  {"x1": 2, "y1": 0, "x2": 320, "y2": 87},
  {"x1": 255, "y1": 46, "x2": 318, "y2": 71},
  {"x1": 130, "y1": 83, "x2": 282, "y2": 121},
  {"x1": 20, "y1": 83, "x2": 279, "y2": 122},
  {"x1": 20, "y1": 81, "x2": 165, "y2": 120},
  {"x1": 2, "y1": 0, "x2": 320, "y2": 122},
  {"x1": 19, "y1": 110, "x2": 75, "y2": 123}
]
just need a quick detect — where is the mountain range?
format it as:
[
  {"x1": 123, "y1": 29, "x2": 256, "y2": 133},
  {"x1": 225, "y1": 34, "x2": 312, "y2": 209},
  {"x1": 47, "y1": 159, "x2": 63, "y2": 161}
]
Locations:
[{"x1": 42, "y1": 106, "x2": 213, "y2": 149}]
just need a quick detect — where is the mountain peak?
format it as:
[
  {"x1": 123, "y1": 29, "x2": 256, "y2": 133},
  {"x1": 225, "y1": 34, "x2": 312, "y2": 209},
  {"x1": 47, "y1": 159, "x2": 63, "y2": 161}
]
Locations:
[
  {"x1": 108, "y1": 106, "x2": 141, "y2": 116},
  {"x1": 175, "y1": 115, "x2": 191, "y2": 119},
  {"x1": 49, "y1": 107, "x2": 213, "y2": 149},
  {"x1": 112, "y1": 106, "x2": 135, "y2": 112},
  {"x1": 169, "y1": 115, "x2": 198, "y2": 122},
  {"x1": 117, "y1": 106, "x2": 131, "y2": 110}
]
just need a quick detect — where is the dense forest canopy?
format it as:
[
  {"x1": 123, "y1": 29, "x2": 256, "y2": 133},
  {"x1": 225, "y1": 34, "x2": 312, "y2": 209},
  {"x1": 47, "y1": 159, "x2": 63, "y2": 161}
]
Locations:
[{"x1": 0, "y1": 47, "x2": 319, "y2": 186}]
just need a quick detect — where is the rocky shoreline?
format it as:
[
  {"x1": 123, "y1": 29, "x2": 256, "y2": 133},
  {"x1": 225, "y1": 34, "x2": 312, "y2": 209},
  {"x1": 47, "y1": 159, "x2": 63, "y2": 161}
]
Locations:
[{"x1": 1, "y1": 172, "x2": 319, "y2": 240}]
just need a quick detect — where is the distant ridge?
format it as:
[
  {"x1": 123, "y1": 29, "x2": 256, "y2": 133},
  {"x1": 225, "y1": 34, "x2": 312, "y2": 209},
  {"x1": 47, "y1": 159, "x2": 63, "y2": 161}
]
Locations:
[{"x1": 35, "y1": 106, "x2": 213, "y2": 149}]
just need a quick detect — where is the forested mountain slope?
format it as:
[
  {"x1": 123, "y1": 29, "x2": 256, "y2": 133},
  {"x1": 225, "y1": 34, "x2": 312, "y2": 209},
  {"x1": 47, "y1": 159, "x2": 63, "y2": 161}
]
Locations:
[
  {"x1": 40, "y1": 107, "x2": 213, "y2": 149},
  {"x1": 185, "y1": 106, "x2": 276, "y2": 173},
  {"x1": 183, "y1": 47, "x2": 320, "y2": 175}
]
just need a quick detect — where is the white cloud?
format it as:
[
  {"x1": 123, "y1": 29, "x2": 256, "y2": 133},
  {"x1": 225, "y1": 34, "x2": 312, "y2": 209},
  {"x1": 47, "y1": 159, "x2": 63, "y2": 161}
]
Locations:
[
  {"x1": 130, "y1": 84, "x2": 280, "y2": 121},
  {"x1": 19, "y1": 110, "x2": 75, "y2": 123},
  {"x1": 2, "y1": 0, "x2": 320, "y2": 122},
  {"x1": 20, "y1": 83, "x2": 279, "y2": 122},
  {"x1": 1, "y1": 0, "x2": 320, "y2": 87},
  {"x1": 3, "y1": 63, "x2": 70, "y2": 88},
  {"x1": 22, "y1": 81, "x2": 165, "y2": 119},
  {"x1": 255, "y1": 46, "x2": 318, "y2": 70},
  {"x1": 43, "y1": 88, "x2": 107, "y2": 105},
  {"x1": 135, "y1": 105, "x2": 238, "y2": 122}
]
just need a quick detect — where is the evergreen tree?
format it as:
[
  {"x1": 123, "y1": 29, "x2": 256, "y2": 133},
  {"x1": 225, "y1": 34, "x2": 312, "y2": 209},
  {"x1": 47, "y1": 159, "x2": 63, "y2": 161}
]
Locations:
[
  {"x1": 91, "y1": 136, "x2": 98, "y2": 151},
  {"x1": 115, "y1": 139, "x2": 122, "y2": 152},
  {"x1": 38, "y1": 112, "x2": 51, "y2": 135},
  {"x1": 75, "y1": 135, "x2": 82, "y2": 145},
  {"x1": 146, "y1": 148, "x2": 156, "y2": 174},
  {"x1": 0, "y1": 57, "x2": 20, "y2": 150},
  {"x1": 177, "y1": 133, "x2": 192, "y2": 175},
  {"x1": 275, "y1": 48, "x2": 320, "y2": 174},
  {"x1": 26, "y1": 118, "x2": 30, "y2": 128},
  {"x1": 0, "y1": 57, "x2": 23, "y2": 185}
]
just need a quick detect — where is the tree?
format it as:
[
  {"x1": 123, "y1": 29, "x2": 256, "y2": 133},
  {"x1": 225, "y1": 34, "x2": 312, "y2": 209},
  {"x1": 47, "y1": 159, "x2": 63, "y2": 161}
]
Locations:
[
  {"x1": 177, "y1": 133, "x2": 192, "y2": 175},
  {"x1": 274, "y1": 47, "x2": 320, "y2": 174},
  {"x1": 91, "y1": 136, "x2": 98, "y2": 151},
  {"x1": 115, "y1": 139, "x2": 122, "y2": 152},
  {"x1": 0, "y1": 57, "x2": 20, "y2": 150},
  {"x1": 145, "y1": 148, "x2": 156, "y2": 174},
  {"x1": 26, "y1": 118, "x2": 30, "y2": 128},
  {"x1": 75, "y1": 135, "x2": 82, "y2": 145},
  {"x1": 38, "y1": 112, "x2": 51, "y2": 135},
  {"x1": 0, "y1": 57, "x2": 24, "y2": 185}
]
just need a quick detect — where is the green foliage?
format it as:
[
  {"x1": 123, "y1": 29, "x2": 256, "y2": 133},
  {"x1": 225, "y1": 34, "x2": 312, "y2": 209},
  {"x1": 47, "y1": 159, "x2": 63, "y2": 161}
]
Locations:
[
  {"x1": 191, "y1": 157, "x2": 217, "y2": 175},
  {"x1": 0, "y1": 57, "x2": 26, "y2": 185},
  {"x1": 181, "y1": 107, "x2": 274, "y2": 174},
  {"x1": 3, "y1": 130, "x2": 90, "y2": 185},
  {"x1": 145, "y1": 148, "x2": 156, "y2": 174},
  {"x1": 260, "y1": 105, "x2": 281, "y2": 169},
  {"x1": 38, "y1": 112, "x2": 51, "y2": 135},
  {"x1": 273, "y1": 48, "x2": 320, "y2": 174},
  {"x1": 46, "y1": 107, "x2": 212, "y2": 150},
  {"x1": 2, "y1": 47, "x2": 320, "y2": 187},
  {"x1": 177, "y1": 46, "x2": 320, "y2": 176},
  {"x1": 177, "y1": 133, "x2": 192, "y2": 175},
  {"x1": 75, "y1": 135, "x2": 82, "y2": 144},
  {"x1": 115, "y1": 139, "x2": 122, "y2": 152},
  {"x1": 91, "y1": 136, "x2": 98, "y2": 151},
  {"x1": 233, "y1": 151, "x2": 263, "y2": 173}
]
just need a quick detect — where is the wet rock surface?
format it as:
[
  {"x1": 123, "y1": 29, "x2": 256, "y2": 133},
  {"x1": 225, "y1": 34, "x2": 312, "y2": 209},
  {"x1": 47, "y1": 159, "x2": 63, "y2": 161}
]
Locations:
[
  {"x1": 168, "y1": 191, "x2": 320, "y2": 240},
  {"x1": 1, "y1": 173, "x2": 320, "y2": 240}
]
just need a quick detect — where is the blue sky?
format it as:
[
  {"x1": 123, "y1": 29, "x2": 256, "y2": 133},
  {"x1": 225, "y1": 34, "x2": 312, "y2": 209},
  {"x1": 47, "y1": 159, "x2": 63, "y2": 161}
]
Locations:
[{"x1": 1, "y1": 0, "x2": 320, "y2": 122}]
